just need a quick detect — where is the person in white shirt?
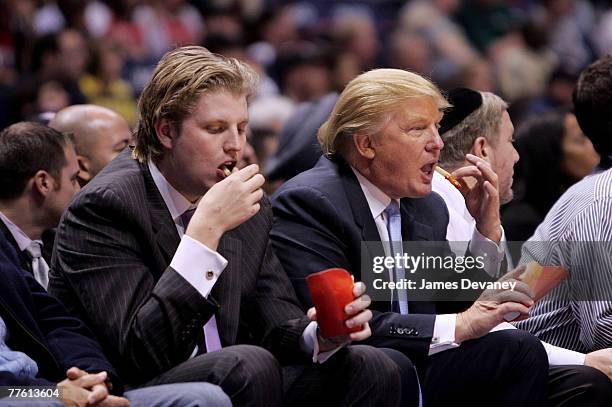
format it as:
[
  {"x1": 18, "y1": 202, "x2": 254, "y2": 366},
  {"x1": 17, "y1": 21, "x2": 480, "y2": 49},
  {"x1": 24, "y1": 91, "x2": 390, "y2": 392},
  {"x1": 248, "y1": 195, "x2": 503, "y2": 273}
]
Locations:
[
  {"x1": 0, "y1": 122, "x2": 81, "y2": 289},
  {"x1": 434, "y1": 87, "x2": 612, "y2": 404}
]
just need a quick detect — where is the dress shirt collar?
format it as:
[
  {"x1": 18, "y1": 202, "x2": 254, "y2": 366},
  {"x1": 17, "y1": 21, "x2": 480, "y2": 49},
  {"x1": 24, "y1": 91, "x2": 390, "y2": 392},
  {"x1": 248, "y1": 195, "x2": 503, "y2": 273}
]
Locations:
[
  {"x1": 0, "y1": 211, "x2": 34, "y2": 252},
  {"x1": 351, "y1": 166, "x2": 399, "y2": 220},
  {"x1": 148, "y1": 160, "x2": 198, "y2": 223}
]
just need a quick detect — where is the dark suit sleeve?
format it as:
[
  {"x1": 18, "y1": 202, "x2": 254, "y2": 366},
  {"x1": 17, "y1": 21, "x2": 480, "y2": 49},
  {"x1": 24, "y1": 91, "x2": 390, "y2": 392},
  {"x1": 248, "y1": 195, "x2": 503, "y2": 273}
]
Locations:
[
  {"x1": 24, "y1": 271, "x2": 123, "y2": 393},
  {"x1": 271, "y1": 185, "x2": 436, "y2": 362},
  {"x1": 50, "y1": 188, "x2": 218, "y2": 382},
  {"x1": 243, "y1": 200, "x2": 312, "y2": 364}
]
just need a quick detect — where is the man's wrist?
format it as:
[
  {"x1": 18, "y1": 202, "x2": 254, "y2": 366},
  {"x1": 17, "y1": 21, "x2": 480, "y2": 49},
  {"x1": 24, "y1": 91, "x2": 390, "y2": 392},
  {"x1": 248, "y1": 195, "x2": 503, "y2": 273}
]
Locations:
[{"x1": 475, "y1": 223, "x2": 502, "y2": 243}]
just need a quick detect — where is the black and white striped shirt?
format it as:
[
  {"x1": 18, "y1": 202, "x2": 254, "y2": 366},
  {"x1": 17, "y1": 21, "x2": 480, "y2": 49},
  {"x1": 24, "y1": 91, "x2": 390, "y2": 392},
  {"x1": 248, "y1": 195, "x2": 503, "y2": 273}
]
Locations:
[{"x1": 514, "y1": 168, "x2": 612, "y2": 352}]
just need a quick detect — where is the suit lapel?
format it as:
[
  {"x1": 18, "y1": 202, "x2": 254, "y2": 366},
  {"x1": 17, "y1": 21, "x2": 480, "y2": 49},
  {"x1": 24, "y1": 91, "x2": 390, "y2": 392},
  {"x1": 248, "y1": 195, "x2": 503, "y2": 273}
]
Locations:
[
  {"x1": 139, "y1": 161, "x2": 181, "y2": 268},
  {"x1": 0, "y1": 218, "x2": 33, "y2": 273},
  {"x1": 211, "y1": 234, "x2": 242, "y2": 346},
  {"x1": 400, "y1": 199, "x2": 434, "y2": 242},
  {"x1": 338, "y1": 160, "x2": 382, "y2": 244}
]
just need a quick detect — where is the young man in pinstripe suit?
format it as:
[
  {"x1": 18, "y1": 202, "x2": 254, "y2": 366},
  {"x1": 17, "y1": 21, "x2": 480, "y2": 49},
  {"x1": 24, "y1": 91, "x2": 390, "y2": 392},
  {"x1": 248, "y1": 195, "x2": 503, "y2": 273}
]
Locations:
[{"x1": 49, "y1": 46, "x2": 412, "y2": 406}]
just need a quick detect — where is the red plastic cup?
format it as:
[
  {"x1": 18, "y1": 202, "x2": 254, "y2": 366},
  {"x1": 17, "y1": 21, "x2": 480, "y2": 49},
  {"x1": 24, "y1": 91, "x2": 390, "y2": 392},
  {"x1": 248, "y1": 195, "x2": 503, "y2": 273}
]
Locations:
[{"x1": 306, "y1": 268, "x2": 361, "y2": 339}]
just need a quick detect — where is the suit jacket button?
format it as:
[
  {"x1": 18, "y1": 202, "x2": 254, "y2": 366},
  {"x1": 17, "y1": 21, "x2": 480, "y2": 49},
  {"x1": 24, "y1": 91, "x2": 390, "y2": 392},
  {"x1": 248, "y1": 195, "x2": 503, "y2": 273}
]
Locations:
[{"x1": 206, "y1": 270, "x2": 215, "y2": 280}]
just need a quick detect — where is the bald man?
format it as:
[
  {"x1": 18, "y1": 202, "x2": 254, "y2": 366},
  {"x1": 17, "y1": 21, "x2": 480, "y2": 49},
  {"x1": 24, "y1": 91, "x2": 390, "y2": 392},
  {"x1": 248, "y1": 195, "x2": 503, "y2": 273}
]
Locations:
[{"x1": 50, "y1": 105, "x2": 131, "y2": 186}]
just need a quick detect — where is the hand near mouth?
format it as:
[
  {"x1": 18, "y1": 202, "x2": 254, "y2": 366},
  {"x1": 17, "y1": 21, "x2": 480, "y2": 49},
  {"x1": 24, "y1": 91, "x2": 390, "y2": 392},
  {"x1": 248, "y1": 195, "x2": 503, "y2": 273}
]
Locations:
[
  {"x1": 186, "y1": 163, "x2": 265, "y2": 251},
  {"x1": 449, "y1": 154, "x2": 502, "y2": 243}
]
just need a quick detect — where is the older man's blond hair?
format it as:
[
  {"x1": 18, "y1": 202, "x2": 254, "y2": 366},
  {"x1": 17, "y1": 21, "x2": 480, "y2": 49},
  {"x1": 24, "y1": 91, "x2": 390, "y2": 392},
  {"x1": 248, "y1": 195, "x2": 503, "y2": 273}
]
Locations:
[
  {"x1": 317, "y1": 68, "x2": 449, "y2": 158},
  {"x1": 133, "y1": 45, "x2": 258, "y2": 162}
]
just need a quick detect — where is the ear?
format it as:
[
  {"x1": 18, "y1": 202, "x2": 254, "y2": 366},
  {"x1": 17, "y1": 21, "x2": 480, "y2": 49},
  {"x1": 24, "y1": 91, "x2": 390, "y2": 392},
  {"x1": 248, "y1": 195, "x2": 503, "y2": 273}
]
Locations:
[
  {"x1": 154, "y1": 118, "x2": 177, "y2": 150},
  {"x1": 32, "y1": 170, "x2": 54, "y2": 197},
  {"x1": 352, "y1": 132, "x2": 376, "y2": 160},
  {"x1": 77, "y1": 155, "x2": 92, "y2": 184},
  {"x1": 470, "y1": 136, "x2": 490, "y2": 162}
]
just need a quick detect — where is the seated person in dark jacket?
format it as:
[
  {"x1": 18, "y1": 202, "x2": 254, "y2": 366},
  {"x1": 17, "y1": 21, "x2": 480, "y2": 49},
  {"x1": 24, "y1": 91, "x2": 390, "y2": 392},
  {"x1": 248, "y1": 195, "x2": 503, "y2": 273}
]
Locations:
[
  {"x1": 270, "y1": 68, "x2": 608, "y2": 406},
  {"x1": 0, "y1": 233, "x2": 230, "y2": 406}
]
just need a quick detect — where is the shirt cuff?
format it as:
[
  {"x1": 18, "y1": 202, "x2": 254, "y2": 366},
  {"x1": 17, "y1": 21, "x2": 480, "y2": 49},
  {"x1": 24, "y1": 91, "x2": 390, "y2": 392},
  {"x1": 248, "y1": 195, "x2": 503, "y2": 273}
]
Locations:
[
  {"x1": 490, "y1": 323, "x2": 585, "y2": 365},
  {"x1": 469, "y1": 227, "x2": 505, "y2": 278},
  {"x1": 170, "y1": 235, "x2": 228, "y2": 298},
  {"x1": 429, "y1": 314, "x2": 460, "y2": 355},
  {"x1": 543, "y1": 342, "x2": 586, "y2": 365},
  {"x1": 300, "y1": 321, "x2": 345, "y2": 363}
]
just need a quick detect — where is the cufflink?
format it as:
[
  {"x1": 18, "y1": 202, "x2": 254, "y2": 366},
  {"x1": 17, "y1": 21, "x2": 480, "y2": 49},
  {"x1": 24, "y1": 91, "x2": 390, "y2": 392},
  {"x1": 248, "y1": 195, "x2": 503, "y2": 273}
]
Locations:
[
  {"x1": 206, "y1": 270, "x2": 215, "y2": 280},
  {"x1": 431, "y1": 336, "x2": 440, "y2": 344}
]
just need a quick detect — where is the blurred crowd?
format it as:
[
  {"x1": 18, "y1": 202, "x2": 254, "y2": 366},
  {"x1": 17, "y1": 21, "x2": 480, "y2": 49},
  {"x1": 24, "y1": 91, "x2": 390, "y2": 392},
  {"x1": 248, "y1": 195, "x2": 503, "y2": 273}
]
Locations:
[{"x1": 1, "y1": 0, "x2": 611, "y2": 221}]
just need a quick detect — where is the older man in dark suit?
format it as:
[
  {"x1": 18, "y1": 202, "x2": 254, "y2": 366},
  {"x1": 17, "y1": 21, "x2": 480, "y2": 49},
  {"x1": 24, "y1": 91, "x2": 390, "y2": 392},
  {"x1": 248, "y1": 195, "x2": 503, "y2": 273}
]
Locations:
[
  {"x1": 271, "y1": 68, "x2": 552, "y2": 406},
  {"x1": 49, "y1": 46, "x2": 407, "y2": 406}
]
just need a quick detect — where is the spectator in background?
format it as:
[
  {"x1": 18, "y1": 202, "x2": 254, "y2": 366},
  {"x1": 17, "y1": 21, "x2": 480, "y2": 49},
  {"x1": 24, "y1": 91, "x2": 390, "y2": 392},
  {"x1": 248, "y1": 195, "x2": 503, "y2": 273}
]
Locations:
[
  {"x1": 79, "y1": 39, "x2": 137, "y2": 126},
  {"x1": 49, "y1": 104, "x2": 131, "y2": 187},
  {"x1": 276, "y1": 43, "x2": 332, "y2": 103},
  {"x1": 398, "y1": 0, "x2": 478, "y2": 84},
  {"x1": 502, "y1": 109, "x2": 599, "y2": 244},
  {"x1": 0, "y1": 122, "x2": 79, "y2": 288},
  {"x1": 494, "y1": 14, "x2": 558, "y2": 104},
  {"x1": 248, "y1": 95, "x2": 295, "y2": 169},
  {"x1": 331, "y1": 11, "x2": 380, "y2": 72},
  {"x1": 133, "y1": 0, "x2": 204, "y2": 61},
  {"x1": 387, "y1": 31, "x2": 433, "y2": 76}
]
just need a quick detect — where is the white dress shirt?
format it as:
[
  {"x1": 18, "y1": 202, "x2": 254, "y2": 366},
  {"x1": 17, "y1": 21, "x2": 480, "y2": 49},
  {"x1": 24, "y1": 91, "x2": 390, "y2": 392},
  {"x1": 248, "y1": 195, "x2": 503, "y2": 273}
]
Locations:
[
  {"x1": 0, "y1": 211, "x2": 49, "y2": 288},
  {"x1": 352, "y1": 168, "x2": 459, "y2": 354},
  {"x1": 148, "y1": 161, "x2": 334, "y2": 362},
  {"x1": 432, "y1": 170, "x2": 585, "y2": 366}
]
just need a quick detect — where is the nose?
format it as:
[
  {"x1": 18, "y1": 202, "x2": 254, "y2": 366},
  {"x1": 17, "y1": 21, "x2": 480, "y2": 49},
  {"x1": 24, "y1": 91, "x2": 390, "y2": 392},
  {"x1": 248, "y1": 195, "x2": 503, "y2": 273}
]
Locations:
[
  {"x1": 426, "y1": 125, "x2": 444, "y2": 152},
  {"x1": 512, "y1": 144, "x2": 519, "y2": 163},
  {"x1": 224, "y1": 126, "x2": 245, "y2": 153}
]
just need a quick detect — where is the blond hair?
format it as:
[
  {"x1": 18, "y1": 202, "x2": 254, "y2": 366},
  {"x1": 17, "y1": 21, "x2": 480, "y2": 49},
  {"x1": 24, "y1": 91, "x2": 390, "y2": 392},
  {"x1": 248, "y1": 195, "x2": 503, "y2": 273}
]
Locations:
[
  {"x1": 318, "y1": 69, "x2": 448, "y2": 157},
  {"x1": 133, "y1": 46, "x2": 258, "y2": 162},
  {"x1": 439, "y1": 92, "x2": 508, "y2": 168}
]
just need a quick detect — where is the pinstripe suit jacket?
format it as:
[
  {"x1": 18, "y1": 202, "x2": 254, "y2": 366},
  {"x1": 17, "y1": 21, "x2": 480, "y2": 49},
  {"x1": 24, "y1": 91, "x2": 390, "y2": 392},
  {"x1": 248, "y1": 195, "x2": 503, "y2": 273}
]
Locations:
[{"x1": 48, "y1": 148, "x2": 310, "y2": 385}]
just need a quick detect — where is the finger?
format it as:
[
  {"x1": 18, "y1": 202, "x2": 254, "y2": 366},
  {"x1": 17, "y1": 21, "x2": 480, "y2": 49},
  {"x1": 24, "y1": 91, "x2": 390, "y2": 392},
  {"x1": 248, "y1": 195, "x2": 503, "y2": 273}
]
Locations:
[
  {"x1": 502, "y1": 264, "x2": 527, "y2": 280},
  {"x1": 495, "y1": 290, "x2": 534, "y2": 307},
  {"x1": 307, "y1": 307, "x2": 317, "y2": 321},
  {"x1": 66, "y1": 367, "x2": 86, "y2": 380},
  {"x1": 508, "y1": 280, "x2": 534, "y2": 298},
  {"x1": 75, "y1": 371, "x2": 107, "y2": 388},
  {"x1": 250, "y1": 202, "x2": 261, "y2": 216},
  {"x1": 451, "y1": 165, "x2": 481, "y2": 180},
  {"x1": 87, "y1": 383, "x2": 109, "y2": 405},
  {"x1": 474, "y1": 162, "x2": 498, "y2": 187},
  {"x1": 498, "y1": 302, "x2": 531, "y2": 320},
  {"x1": 247, "y1": 188, "x2": 264, "y2": 205},
  {"x1": 352, "y1": 281, "x2": 366, "y2": 297},
  {"x1": 482, "y1": 181, "x2": 499, "y2": 200},
  {"x1": 102, "y1": 396, "x2": 131, "y2": 407},
  {"x1": 243, "y1": 172, "x2": 265, "y2": 192},
  {"x1": 465, "y1": 154, "x2": 492, "y2": 170},
  {"x1": 346, "y1": 309, "x2": 372, "y2": 328},
  {"x1": 349, "y1": 322, "x2": 371, "y2": 341},
  {"x1": 345, "y1": 294, "x2": 371, "y2": 315},
  {"x1": 235, "y1": 164, "x2": 260, "y2": 181}
]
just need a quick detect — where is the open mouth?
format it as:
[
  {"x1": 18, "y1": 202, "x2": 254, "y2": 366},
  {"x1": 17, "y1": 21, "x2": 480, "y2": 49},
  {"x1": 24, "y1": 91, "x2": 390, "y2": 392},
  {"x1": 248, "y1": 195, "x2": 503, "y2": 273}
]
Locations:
[
  {"x1": 218, "y1": 161, "x2": 237, "y2": 178},
  {"x1": 420, "y1": 162, "x2": 435, "y2": 176}
]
